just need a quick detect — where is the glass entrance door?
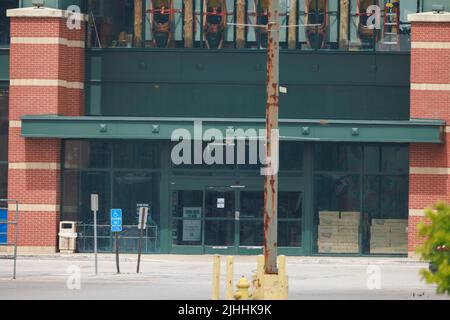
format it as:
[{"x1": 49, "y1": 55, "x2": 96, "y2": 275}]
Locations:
[
  {"x1": 204, "y1": 186, "x2": 237, "y2": 254},
  {"x1": 238, "y1": 190, "x2": 264, "y2": 254},
  {"x1": 171, "y1": 184, "x2": 306, "y2": 255}
]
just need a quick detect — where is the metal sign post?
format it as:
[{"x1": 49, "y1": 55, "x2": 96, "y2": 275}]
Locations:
[
  {"x1": 111, "y1": 209, "x2": 122, "y2": 274},
  {"x1": 91, "y1": 194, "x2": 99, "y2": 275},
  {"x1": 115, "y1": 233, "x2": 120, "y2": 274},
  {"x1": 13, "y1": 201, "x2": 18, "y2": 280},
  {"x1": 136, "y1": 206, "x2": 148, "y2": 273},
  {"x1": 263, "y1": 0, "x2": 280, "y2": 275}
]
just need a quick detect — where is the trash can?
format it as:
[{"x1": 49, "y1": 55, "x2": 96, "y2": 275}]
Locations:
[{"x1": 59, "y1": 221, "x2": 77, "y2": 254}]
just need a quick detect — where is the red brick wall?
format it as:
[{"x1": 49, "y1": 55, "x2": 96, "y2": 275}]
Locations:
[
  {"x1": 409, "y1": 135, "x2": 450, "y2": 168},
  {"x1": 7, "y1": 12, "x2": 85, "y2": 252},
  {"x1": 411, "y1": 49, "x2": 450, "y2": 84},
  {"x1": 409, "y1": 20, "x2": 450, "y2": 256},
  {"x1": 408, "y1": 215, "x2": 431, "y2": 252},
  {"x1": 410, "y1": 23, "x2": 450, "y2": 42}
]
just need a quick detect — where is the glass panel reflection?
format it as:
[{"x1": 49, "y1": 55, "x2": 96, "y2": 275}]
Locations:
[
  {"x1": 113, "y1": 172, "x2": 159, "y2": 226},
  {"x1": 240, "y1": 220, "x2": 263, "y2": 247},
  {"x1": 278, "y1": 221, "x2": 302, "y2": 247},
  {"x1": 205, "y1": 189, "x2": 235, "y2": 218},
  {"x1": 363, "y1": 175, "x2": 408, "y2": 255},
  {"x1": 205, "y1": 220, "x2": 235, "y2": 246},
  {"x1": 315, "y1": 144, "x2": 362, "y2": 172},
  {"x1": 240, "y1": 191, "x2": 263, "y2": 219}
]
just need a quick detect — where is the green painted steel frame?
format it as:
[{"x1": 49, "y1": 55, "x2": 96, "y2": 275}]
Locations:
[
  {"x1": 22, "y1": 115, "x2": 444, "y2": 143},
  {"x1": 85, "y1": 49, "x2": 412, "y2": 120}
]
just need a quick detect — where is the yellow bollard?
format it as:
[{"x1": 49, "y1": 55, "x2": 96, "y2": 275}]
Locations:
[
  {"x1": 277, "y1": 255, "x2": 289, "y2": 300},
  {"x1": 225, "y1": 256, "x2": 234, "y2": 300},
  {"x1": 252, "y1": 255, "x2": 265, "y2": 300},
  {"x1": 234, "y1": 276, "x2": 252, "y2": 300},
  {"x1": 212, "y1": 255, "x2": 221, "y2": 300},
  {"x1": 278, "y1": 255, "x2": 286, "y2": 278}
]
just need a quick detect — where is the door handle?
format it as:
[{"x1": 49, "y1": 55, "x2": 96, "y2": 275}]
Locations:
[{"x1": 235, "y1": 211, "x2": 240, "y2": 221}]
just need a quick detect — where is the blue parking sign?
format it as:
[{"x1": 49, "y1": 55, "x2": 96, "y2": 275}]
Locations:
[
  {"x1": 111, "y1": 219, "x2": 122, "y2": 226},
  {"x1": 111, "y1": 209, "x2": 122, "y2": 219},
  {"x1": 111, "y1": 209, "x2": 122, "y2": 232},
  {"x1": 111, "y1": 225, "x2": 122, "y2": 232}
]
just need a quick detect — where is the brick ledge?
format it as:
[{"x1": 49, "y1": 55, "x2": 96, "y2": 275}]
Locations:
[{"x1": 409, "y1": 12, "x2": 450, "y2": 22}]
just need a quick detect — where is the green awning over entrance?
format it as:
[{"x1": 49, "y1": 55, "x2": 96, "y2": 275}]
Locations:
[{"x1": 21, "y1": 115, "x2": 445, "y2": 143}]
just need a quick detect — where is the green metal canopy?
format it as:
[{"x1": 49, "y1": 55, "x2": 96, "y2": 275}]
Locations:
[{"x1": 20, "y1": 115, "x2": 444, "y2": 143}]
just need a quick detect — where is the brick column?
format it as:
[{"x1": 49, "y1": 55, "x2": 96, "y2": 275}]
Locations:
[
  {"x1": 6, "y1": 7, "x2": 86, "y2": 254},
  {"x1": 408, "y1": 12, "x2": 450, "y2": 258}
]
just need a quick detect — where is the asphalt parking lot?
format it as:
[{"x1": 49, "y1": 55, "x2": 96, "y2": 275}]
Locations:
[{"x1": 0, "y1": 254, "x2": 448, "y2": 300}]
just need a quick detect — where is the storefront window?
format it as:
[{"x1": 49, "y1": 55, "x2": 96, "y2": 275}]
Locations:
[
  {"x1": 79, "y1": 171, "x2": 111, "y2": 225},
  {"x1": 113, "y1": 172, "x2": 159, "y2": 224},
  {"x1": 62, "y1": 140, "x2": 161, "y2": 253},
  {"x1": 314, "y1": 143, "x2": 408, "y2": 255},
  {"x1": 279, "y1": 221, "x2": 302, "y2": 247},
  {"x1": 64, "y1": 140, "x2": 111, "y2": 169},
  {"x1": 205, "y1": 220, "x2": 235, "y2": 246},
  {"x1": 172, "y1": 190, "x2": 203, "y2": 245},
  {"x1": 240, "y1": 220, "x2": 263, "y2": 246},
  {"x1": 279, "y1": 191, "x2": 303, "y2": 219},
  {"x1": 314, "y1": 173, "x2": 361, "y2": 254},
  {"x1": 113, "y1": 171, "x2": 159, "y2": 252},
  {"x1": 63, "y1": 140, "x2": 407, "y2": 255},
  {"x1": 75, "y1": 171, "x2": 112, "y2": 252},
  {"x1": 363, "y1": 175, "x2": 408, "y2": 254},
  {"x1": 381, "y1": 146, "x2": 408, "y2": 173},
  {"x1": 363, "y1": 145, "x2": 380, "y2": 172},
  {"x1": 315, "y1": 174, "x2": 361, "y2": 213},
  {"x1": 314, "y1": 144, "x2": 362, "y2": 172},
  {"x1": 113, "y1": 141, "x2": 160, "y2": 169},
  {"x1": 239, "y1": 190, "x2": 263, "y2": 246},
  {"x1": 278, "y1": 191, "x2": 303, "y2": 247},
  {"x1": 279, "y1": 142, "x2": 304, "y2": 171}
]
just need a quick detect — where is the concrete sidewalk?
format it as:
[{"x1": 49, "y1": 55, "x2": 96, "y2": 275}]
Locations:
[{"x1": 0, "y1": 254, "x2": 448, "y2": 300}]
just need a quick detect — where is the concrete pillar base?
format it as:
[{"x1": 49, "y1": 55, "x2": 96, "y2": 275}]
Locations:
[{"x1": 253, "y1": 274, "x2": 289, "y2": 300}]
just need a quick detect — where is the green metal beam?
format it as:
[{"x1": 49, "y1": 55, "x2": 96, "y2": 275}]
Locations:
[
  {"x1": 21, "y1": 115, "x2": 445, "y2": 143},
  {"x1": 85, "y1": 50, "x2": 411, "y2": 120}
]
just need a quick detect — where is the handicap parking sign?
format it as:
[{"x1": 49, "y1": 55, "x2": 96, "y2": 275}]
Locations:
[
  {"x1": 111, "y1": 225, "x2": 122, "y2": 232},
  {"x1": 111, "y1": 209, "x2": 122, "y2": 219},
  {"x1": 111, "y1": 209, "x2": 122, "y2": 232}
]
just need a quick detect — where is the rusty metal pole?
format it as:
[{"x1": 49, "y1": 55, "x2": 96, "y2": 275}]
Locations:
[{"x1": 264, "y1": 0, "x2": 280, "y2": 275}]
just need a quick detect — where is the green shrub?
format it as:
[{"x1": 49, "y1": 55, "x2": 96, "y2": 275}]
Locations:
[{"x1": 417, "y1": 202, "x2": 450, "y2": 295}]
